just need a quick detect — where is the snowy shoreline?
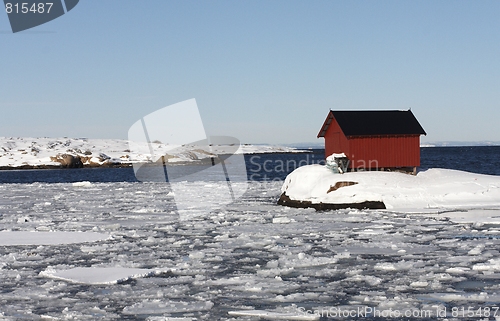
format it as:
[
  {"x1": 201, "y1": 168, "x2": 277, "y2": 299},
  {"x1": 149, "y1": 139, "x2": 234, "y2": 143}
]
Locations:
[{"x1": 0, "y1": 137, "x2": 308, "y2": 170}]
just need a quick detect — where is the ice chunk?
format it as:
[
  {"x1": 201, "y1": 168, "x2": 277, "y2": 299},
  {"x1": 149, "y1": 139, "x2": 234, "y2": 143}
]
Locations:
[
  {"x1": 424, "y1": 292, "x2": 500, "y2": 302},
  {"x1": 473, "y1": 258, "x2": 500, "y2": 271},
  {"x1": 72, "y1": 181, "x2": 93, "y2": 187},
  {"x1": 272, "y1": 217, "x2": 295, "y2": 224},
  {"x1": 410, "y1": 281, "x2": 428, "y2": 288},
  {"x1": 40, "y1": 267, "x2": 171, "y2": 285}
]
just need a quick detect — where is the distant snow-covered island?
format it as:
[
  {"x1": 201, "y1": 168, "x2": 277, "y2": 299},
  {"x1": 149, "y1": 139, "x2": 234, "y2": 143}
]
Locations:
[
  {"x1": 279, "y1": 164, "x2": 500, "y2": 211},
  {"x1": 0, "y1": 137, "x2": 307, "y2": 170}
]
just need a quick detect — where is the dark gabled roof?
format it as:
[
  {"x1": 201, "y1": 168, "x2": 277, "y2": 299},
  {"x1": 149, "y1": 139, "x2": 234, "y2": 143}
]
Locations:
[{"x1": 317, "y1": 110, "x2": 426, "y2": 137}]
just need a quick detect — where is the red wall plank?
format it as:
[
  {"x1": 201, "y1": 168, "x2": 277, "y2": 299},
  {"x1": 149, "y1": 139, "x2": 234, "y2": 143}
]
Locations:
[{"x1": 324, "y1": 132, "x2": 421, "y2": 168}]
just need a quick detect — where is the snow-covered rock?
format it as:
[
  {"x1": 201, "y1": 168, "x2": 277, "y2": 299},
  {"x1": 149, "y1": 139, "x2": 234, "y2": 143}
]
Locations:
[{"x1": 279, "y1": 165, "x2": 500, "y2": 210}]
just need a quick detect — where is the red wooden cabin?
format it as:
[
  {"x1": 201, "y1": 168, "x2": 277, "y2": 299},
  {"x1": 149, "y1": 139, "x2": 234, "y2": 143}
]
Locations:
[{"x1": 317, "y1": 110, "x2": 426, "y2": 173}]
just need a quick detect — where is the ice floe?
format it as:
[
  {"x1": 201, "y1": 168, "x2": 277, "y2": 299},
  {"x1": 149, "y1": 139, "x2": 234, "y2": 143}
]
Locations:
[
  {"x1": 40, "y1": 267, "x2": 171, "y2": 285},
  {"x1": 0, "y1": 231, "x2": 109, "y2": 246}
]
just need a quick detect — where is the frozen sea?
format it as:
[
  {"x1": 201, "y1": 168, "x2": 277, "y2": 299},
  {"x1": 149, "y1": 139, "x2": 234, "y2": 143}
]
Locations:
[{"x1": 1, "y1": 147, "x2": 500, "y2": 320}]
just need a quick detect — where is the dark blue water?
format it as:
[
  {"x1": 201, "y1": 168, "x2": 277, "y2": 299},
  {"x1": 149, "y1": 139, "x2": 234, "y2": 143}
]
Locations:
[
  {"x1": 420, "y1": 146, "x2": 500, "y2": 175},
  {"x1": 0, "y1": 147, "x2": 499, "y2": 184}
]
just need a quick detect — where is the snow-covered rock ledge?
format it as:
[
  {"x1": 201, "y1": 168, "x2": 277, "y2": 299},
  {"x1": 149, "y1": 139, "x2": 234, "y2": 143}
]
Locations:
[
  {"x1": 0, "y1": 137, "x2": 306, "y2": 170},
  {"x1": 278, "y1": 165, "x2": 500, "y2": 211}
]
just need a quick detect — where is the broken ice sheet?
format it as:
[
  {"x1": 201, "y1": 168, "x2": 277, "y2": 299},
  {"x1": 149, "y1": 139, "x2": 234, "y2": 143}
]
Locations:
[
  {"x1": 0, "y1": 231, "x2": 109, "y2": 246},
  {"x1": 39, "y1": 267, "x2": 172, "y2": 285}
]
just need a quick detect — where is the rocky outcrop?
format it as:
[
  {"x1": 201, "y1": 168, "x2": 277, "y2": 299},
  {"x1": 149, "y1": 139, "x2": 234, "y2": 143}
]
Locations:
[
  {"x1": 50, "y1": 154, "x2": 83, "y2": 168},
  {"x1": 326, "y1": 181, "x2": 358, "y2": 193},
  {"x1": 79, "y1": 154, "x2": 113, "y2": 167},
  {"x1": 277, "y1": 192, "x2": 386, "y2": 211}
]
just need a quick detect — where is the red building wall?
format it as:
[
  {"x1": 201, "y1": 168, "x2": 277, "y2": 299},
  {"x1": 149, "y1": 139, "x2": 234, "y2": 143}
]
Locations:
[
  {"x1": 348, "y1": 135, "x2": 421, "y2": 169},
  {"x1": 323, "y1": 118, "x2": 421, "y2": 169}
]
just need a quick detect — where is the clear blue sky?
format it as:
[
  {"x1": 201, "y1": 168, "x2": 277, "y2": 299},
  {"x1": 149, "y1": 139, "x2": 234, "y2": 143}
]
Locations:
[{"x1": 1, "y1": 1, "x2": 499, "y2": 144}]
